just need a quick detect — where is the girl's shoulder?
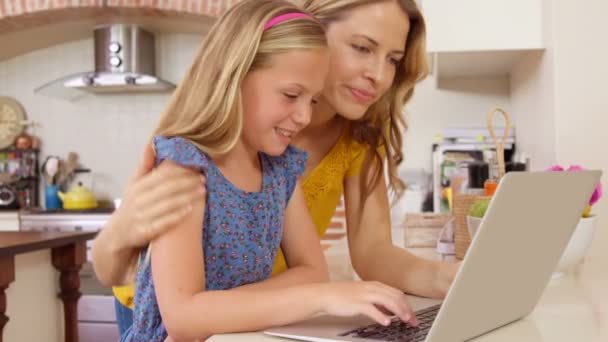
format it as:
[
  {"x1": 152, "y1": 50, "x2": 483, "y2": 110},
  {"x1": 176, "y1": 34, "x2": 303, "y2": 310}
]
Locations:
[
  {"x1": 153, "y1": 135, "x2": 210, "y2": 171},
  {"x1": 265, "y1": 145, "x2": 308, "y2": 180}
]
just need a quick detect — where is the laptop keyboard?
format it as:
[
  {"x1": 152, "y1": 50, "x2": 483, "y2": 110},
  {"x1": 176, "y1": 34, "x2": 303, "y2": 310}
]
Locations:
[{"x1": 338, "y1": 304, "x2": 441, "y2": 341}]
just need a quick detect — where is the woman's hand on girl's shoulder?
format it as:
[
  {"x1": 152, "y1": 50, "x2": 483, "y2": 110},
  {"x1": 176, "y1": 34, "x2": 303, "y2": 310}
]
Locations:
[
  {"x1": 110, "y1": 144, "x2": 207, "y2": 249},
  {"x1": 318, "y1": 281, "x2": 419, "y2": 327}
]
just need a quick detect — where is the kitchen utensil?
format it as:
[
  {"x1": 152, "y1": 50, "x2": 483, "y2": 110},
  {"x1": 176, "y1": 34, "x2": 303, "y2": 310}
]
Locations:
[
  {"x1": 57, "y1": 152, "x2": 79, "y2": 187},
  {"x1": 14, "y1": 133, "x2": 33, "y2": 150},
  {"x1": 44, "y1": 184, "x2": 62, "y2": 210},
  {"x1": 486, "y1": 107, "x2": 512, "y2": 180},
  {"x1": 44, "y1": 156, "x2": 59, "y2": 184}
]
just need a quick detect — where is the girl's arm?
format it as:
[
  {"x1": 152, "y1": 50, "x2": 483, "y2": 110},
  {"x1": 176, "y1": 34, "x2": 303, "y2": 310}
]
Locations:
[
  {"x1": 92, "y1": 146, "x2": 205, "y2": 286},
  {"x1": 343, "y1": 169, "x2": 460, "y2": 299},
  {"x1": 153, "y1": 181, "x2": 327, "y2": 340},
  {"x1": 155, "y1": 181, "x2": 417, "y2": 341}
]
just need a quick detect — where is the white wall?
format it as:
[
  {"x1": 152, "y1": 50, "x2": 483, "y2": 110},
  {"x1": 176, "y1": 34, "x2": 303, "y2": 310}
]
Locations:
[
  {"x1": 511, "y1": 0, "x2": 608, "y2": 261},
  {"x1": 405, "y1": 76, "x2": 511, "y2": 173},
  {"x1": 551, "y1": 0, "x2": 608, "y2": 261},
  {"x1": 510, "y1": 50, "x2": 556, "y2": 170},
  {"x1": 0, "y1": 33, "x2": 510, "y2": 201}
]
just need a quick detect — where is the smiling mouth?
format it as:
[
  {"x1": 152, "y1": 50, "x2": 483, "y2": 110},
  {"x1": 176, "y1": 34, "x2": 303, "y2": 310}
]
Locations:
[
  {"x1": 275, "y1": 127, "x2": 295, "y2": 138},
  {"x1": 348, "y1": 87, "x2": 376, "y2": 103}
]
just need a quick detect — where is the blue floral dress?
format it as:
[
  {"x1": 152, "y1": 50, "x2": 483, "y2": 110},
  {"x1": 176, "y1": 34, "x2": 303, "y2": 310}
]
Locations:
[{"x1": 121, "y1": 135, "x2": 307, "y2": 341}]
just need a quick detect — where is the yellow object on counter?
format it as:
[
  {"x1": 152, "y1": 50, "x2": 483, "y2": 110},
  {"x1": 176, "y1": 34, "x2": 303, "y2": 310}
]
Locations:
[
  {"x1": 445, "y1": 187, "x2": 453, "y2": 212},
  {"x1": 57, "y1": 184, "x2": 98, "y2": 210}
]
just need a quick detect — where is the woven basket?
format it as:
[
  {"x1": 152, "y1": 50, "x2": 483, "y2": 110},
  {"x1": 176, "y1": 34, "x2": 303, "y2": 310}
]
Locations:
[{"x1": 453, "y1": 194, "x2": 490, "y2": 259}]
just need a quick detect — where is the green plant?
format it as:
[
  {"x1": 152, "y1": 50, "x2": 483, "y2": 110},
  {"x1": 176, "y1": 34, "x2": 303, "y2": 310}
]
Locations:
[{"x1": 469, "y1": 198, "x2": 491, "y2": 218}]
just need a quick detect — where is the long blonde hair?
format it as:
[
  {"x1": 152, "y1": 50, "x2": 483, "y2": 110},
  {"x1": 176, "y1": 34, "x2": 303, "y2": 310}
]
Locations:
[
  {"x1": 303, "y1": 0, "x2": 428, "y2": 202},
  {"x1": 135, "y1": 0, "x2": 327, "y2": 272},
  {"x1": 153, "y1": 0, "x2": 327, "y2": 155}
]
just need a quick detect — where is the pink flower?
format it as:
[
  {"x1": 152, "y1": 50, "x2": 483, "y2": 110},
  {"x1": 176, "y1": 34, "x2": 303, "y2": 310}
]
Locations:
[
  {"x1": 547, "y1": 165, "x2": 565, "y2": 172},
  {"x1": 547, "y1": 164, "x2": 603, "y2": 206},
  {"x1": 566, "y1": 165, "x2": 584, "y2": 172}
]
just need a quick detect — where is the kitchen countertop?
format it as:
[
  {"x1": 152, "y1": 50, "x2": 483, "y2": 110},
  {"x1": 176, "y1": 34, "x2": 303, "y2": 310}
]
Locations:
[
  {"x1": 0, "y1": 230, "x2": 97, "y2": 256},
  {"x1": 209, "y1": 226, "x2": 608, "y2": 342}
]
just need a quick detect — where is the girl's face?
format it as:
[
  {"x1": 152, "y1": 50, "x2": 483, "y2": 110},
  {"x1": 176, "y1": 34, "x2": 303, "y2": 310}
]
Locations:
[
  {"x1": 241, "y1": 49, "x2": 329, "y2": 156},
  {"x1": 321, "y1": 0, "x2": 410, "y2": 120}
]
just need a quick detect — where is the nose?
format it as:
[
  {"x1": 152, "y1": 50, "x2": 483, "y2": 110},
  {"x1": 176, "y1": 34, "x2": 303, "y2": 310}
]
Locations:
[
  {"x1": 293, "y1": 101, "x2": 312, "y2": 128},
  {"x1": 363, "y1": 56, "x2": 387, "y2": 86}
]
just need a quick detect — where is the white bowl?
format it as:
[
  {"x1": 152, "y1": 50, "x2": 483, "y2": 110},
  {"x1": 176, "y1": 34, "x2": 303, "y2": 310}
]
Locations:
[
  {"x1": 554, "y1": 216, "x2": 598, "y2": 276},
  {"x1": 467, "y1": 215, "x2": 483, "y2": 239}
]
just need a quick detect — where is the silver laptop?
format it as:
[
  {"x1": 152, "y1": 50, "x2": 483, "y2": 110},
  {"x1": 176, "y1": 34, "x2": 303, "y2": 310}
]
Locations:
[{"x1": 266, "y1": 170, "x2": 602, "y2": 342}]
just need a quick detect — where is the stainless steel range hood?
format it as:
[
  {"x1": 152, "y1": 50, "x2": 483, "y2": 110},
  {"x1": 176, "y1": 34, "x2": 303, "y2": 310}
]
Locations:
[{"x1": 35, "y1": 24, "x2": 175, "y2": 100}]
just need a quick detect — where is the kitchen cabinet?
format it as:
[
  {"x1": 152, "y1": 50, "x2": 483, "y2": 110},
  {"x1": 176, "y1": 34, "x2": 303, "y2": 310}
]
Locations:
[{"x1": 422, "y1": 0, "x2": 545, "y2": 78}]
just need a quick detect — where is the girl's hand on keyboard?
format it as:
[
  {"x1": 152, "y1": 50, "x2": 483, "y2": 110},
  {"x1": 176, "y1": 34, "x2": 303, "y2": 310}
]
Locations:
[{"x1": 319, "y1": 281, "x2": 419, "y2": 327}]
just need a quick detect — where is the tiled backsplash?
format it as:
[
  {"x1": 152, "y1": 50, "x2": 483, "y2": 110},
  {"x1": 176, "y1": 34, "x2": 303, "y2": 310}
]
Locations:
[{"x1": 0, "y1": 33, "x2": 203, "y2": 200}]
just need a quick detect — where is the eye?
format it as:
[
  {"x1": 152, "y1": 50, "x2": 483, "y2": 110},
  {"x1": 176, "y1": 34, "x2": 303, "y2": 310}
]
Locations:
[
  {"x1": 283, "y1": 93, "x2": 298, "y2": 101},
  {"x1": 311, "y1": 97, "x2": 319, "y2": 105},
  {"x1": 351, "y1": 44, "x2": 370, "y2": 54},
  {"x1": 389, "y1": 57, "x2": 401, "y2": 66}
]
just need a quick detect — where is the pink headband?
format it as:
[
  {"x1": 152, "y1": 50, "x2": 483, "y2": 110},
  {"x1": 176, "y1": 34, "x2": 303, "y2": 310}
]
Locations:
[{"x1": 263, "y1": 12, "x2": 312, "y2": 31}]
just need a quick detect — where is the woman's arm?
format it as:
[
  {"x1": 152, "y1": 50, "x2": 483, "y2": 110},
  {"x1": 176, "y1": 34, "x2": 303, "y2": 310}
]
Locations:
[
  {"x1": 343, "y1": 170, "x2": 459, "y2": 299},
  {"x1": 91, "y1": 145, "x2": 205, "y2": 286},
  {"x1": 155, "y1": 181, "x2": 418, "y2": 341}
]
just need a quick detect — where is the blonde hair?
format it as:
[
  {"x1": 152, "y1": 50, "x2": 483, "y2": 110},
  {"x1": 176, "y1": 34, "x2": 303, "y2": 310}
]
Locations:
[
  {"x1": 303, "y1": 0, "x2": 428, "y2": 202},
  {"x1": 153, "y1": 0, "x2": 327, "y2": 154}
]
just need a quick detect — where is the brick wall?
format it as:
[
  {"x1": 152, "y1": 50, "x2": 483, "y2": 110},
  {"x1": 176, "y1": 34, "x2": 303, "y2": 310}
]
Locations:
[
  {"x1": 0, "y1": 0, "x2": 244, "y2": 19},
  {"x1": 321, "y1": 196, "x2": 347, "y2": 249}
]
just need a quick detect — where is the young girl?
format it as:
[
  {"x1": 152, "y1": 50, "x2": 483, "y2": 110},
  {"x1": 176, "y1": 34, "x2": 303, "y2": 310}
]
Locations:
[{"x1": 119, "y1": 1, "x2": 415, "y2": 341}]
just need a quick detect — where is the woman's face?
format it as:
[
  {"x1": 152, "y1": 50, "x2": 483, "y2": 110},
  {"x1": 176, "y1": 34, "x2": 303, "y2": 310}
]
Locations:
[{"x1": 321, "y1": 0, "x2": 410, "y2": 120}]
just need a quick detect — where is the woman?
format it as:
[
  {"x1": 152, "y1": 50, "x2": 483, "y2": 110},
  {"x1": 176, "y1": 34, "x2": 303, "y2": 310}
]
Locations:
[{"x1": 92, "y1": 0, "x2": 459, "y2": 335}]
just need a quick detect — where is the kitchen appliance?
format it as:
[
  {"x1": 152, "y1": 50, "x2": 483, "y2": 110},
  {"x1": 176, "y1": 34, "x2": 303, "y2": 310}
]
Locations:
[
  {"x1": 431, "y1": 125, "x2": 516, "y2": 213},
  {"x1": 58, "y1": 168, "x2": 98, "y2": 210},
  {"x1": 0, "y1": 183, "x2": 19, "y2": 210},
  {"x1": 58, "y1": 184, "x2": 98, "y2": 210},
  {"x1": 35, "y1": 24, "x2": 175, "y2": 100},
  {"x1": 20, "y1": 209, "x2": 118, "y2": 342},
  {"x1": 0, "y1": 147, "x2": 40, "y2": 209}
]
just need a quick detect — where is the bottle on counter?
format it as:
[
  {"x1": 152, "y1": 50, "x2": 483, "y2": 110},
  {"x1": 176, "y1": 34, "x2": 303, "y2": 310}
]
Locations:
[
  {"x1": 467, "y1": 161, "x2": 489, "y2": 195},
  {"x1": 484, "y1": 161, "x2": 527, "y2": 196}
]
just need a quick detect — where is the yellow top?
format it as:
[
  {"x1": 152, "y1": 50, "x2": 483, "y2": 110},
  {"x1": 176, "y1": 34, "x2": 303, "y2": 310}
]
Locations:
[{"x1": 113, "y1": 130, "x2": 370, "y2": 308}]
